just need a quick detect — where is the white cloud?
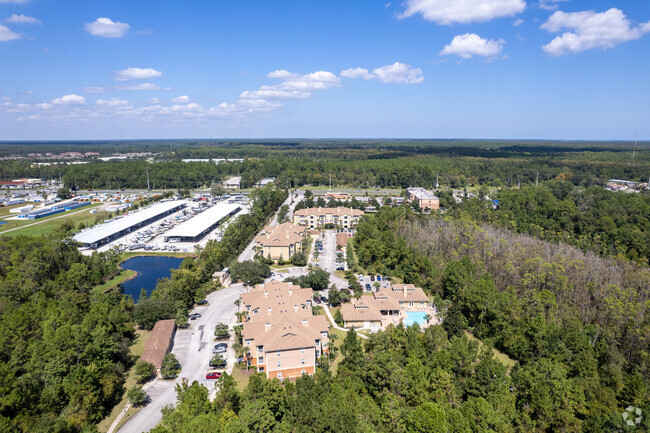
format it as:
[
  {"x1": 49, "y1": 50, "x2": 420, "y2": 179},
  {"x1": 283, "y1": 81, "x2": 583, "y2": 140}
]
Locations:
[
  {"x1": 440, "y1": 33, "x2": 505, "y2": 58},
  {"x1": 83, "y1": 86, "x2": 106, "y2": 93},
  {"x1": 114, "y1": 67, "x2": 162, "y2": 81},
  {"x1": 171, "y1": 95, "x2": 190, "y2": 103},
  {"x1": 372, "y1": 62, "x2": 424, "y2": 83},
  {"x1": 267, "y1": 70, "x2": 297, "y2": 79},
  {"x1": 341, "y1": 62, "x2": 424, "y2": 84},
  {"x1": 514, "y1": 18, "x2": 524, "y2": 26},
  {"x1": 52, "y1": 94, "x2": 86, "y2": 105},
  {"x1": 171, "y1": 102, "x2": 202, "y2": 112},
  {"x1": 240, "y1": 87, "x2": 311, "y2": 100},
  {"x1": 398, "y1": 0, "x2": 526, "y2": 25},
  {"x1": 34, "y1": 102, "x2": 52, "y2": 110},
  {"x1": 96, "y1": 98, "x2": 129, "y2": 107},
  {"x1": 340, "y1": 67, "x2": 374, "y2": 79},
  {"x1": 541, "y1": 8, "x2": 650, "y2": 56},
  {"x1": 6, "y1": 14, "x2": 40, "y2": 24},
  {"x1": 0, "y1": 24, "x2": 20, "y2": 41},
  {"x1": 148, "y1": 97, "x2": 161, "y2": 104},
  {"x1": 85, "y1": 17, "x2": 130, "y2": 38},
  {"x1": 116, "y1": 83, "x2": 161, "y2": 91},
  {"x1": 539, "y1": 0, "x2": 568, "y2": 11}
]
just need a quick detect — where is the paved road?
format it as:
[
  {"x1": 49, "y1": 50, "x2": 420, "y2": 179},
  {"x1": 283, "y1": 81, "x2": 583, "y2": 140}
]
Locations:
[
  {"x1": 239, "y1": 189, "x2": 303, "y2": 262},
  {"x1": 117, "y1": 285, "x2": 242, "y2": 433}
]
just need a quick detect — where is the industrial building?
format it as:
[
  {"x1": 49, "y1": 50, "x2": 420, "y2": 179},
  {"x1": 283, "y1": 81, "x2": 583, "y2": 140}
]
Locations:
[
  {"x1": 74, "y1": 200, "x2": 186, "y2": 248},
  {"x1": 163, "y1": 202, "x2": 240, "y2": 243}
]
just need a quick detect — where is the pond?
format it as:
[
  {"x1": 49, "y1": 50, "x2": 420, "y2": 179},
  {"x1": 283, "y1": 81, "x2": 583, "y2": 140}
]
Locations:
[{"x1": 120, "y1": 255, "x2": 185, "y2": 302}]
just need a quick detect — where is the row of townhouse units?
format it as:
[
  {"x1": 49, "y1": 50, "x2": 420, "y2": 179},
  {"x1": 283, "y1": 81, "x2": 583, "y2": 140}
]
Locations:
[
  {"x1": 240, "y1": 280, "x2": 329, "y2": 380},
  {"x1": 406, "y1": 187, "x2": 440, "y2": 210},
  {"x1": 293, "y1": 207, "x2": 364, "y2": 229},
  {"x1": 254, "y1": 222, "x2": 305, "y2": 260}
]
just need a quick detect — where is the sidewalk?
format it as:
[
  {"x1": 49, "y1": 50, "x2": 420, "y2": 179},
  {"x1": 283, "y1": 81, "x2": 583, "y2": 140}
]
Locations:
[{"x1": 322, "y1": 304, "x2": 367, "y2": 339}]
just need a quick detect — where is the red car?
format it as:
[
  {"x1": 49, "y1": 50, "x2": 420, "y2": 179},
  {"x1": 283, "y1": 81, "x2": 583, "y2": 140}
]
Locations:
[{"x1": 206, "y1": 372, "x2": 222, "y2": 380}]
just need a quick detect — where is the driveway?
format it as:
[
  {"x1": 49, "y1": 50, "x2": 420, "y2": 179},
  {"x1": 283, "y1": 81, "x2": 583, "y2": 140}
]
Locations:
[
  {"x1": 317, "y1": 230, "x2": 348, "y2": 289},
  {"x1": 117, "y1": 284, "x2": 242, "y2": 433}
]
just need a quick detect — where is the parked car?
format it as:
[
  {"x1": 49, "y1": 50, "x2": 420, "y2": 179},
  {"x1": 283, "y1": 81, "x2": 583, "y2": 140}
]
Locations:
[
  {"x1": 313, "y1": 296, "x2": 321, "y2": 304},
  {"x1": 358, "y1": 274, "x2": 364, "y2": 280},
  {"x1": 365, "y1": 284, "x2": 371, "y2": 290},
  {"x1": 213, "y1": 343, "x2": 228, "y2": 354},
  {"x1": 376, "y1": 276, "x2": 382, "y2": 281},
  {"x1": 370, "y1": 276, "x2": 375, "y2": 281},
  {"x1": 320, "y1": 296, "x2": 327, "y2": 303},
  {"x1": 205, "y1": 372, "x2": 222, "y2": 380},
  {"x1": 197, "y1": 300, "x2": 208, "y2": 305},
  {"x1": 336, "y1": 266, "x2": 344, "y2": 271},
  {"x1": 189, "y1": 313, "x2": 201, "y2": 320}
]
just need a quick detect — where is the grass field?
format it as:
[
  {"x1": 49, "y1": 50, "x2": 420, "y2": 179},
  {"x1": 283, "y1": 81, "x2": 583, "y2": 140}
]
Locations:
[
  {"x1": 91, "y1": 269, "x2": 138, "y2": 296},
  {"x1": 231, "y1": 366, "x2": 253, "y2": 392},
  {"x1": 464, "y1": 330, "x2": 516, "y2": 373},
  {"x1": 0, "y1": 203, "x2": 106, "y2": 237},
  {"x1": 97, "y1": 329, "x2": 151, "y2": 433}
]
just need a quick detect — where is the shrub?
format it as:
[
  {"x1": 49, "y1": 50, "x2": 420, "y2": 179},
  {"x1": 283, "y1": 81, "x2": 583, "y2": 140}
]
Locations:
[
  {"x1": 291, "y1": 252, "x2": 308, "y2": 266},
  {"x1": 334, "y1": 310, "x2": 344, "y2": 327},
  {"x1": 134, "y1": 360, "x2": 156, "y2": 384},
  {"x1": 160, "y1": 353, "x2": 180, "y2": 379},
  {"x1": 127, "y1": 386, "x2": 148, "y2": 407},
  {"x1": 214, "y1": 323, "x2": 230, "y2": 340}
]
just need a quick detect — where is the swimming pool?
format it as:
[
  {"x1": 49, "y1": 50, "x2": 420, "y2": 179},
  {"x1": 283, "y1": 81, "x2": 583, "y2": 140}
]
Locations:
[{"x1": 404, "y1": 311, "x2": 428, "y2": 327}]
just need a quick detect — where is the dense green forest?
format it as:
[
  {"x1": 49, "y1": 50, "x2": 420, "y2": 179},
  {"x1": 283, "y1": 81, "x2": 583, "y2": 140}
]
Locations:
[
  {"x1": 0, "y1": 185, "x2": 286, "y2": 432},
  {"x1": 0, "y1": 234, "x2": 131, "y2": 431},
  {"x1": 0, "y1": 140, "x2": 647, "y2": 190},
  {"x1": 446, "y1": 181, "x2": 650, "y2": 263}
]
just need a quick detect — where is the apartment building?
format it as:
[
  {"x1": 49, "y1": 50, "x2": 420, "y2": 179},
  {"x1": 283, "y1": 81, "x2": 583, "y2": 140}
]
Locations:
[
  {"x1": 406, "y1": 187, "x2": 440, "y2": 210},
  {"x1": 240, "y1": 281, "x2": 329, "y2": 379},
  {"x1": 341, "y1": 284, "x2": 431, "y2": 330},
  {"x1": 254, "y1": 222, "x2": 305, "y2": 260},
  {"x1": 293, "y1": 207, "x2": 364, "y2": 229}
]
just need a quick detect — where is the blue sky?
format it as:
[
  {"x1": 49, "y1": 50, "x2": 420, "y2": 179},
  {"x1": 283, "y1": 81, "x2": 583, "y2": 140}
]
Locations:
[{"x1": 0, "y1": 0, "x2": 649, "y2": 140}]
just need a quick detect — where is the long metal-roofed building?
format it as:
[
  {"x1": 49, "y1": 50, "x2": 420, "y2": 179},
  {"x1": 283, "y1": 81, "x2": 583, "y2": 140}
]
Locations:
[
  {"x1": 164, "y1": 202, "x2": 240, "y2": 243},
  {"x1": 74, "y1": 200, "x2": 186, "y2": 248}
]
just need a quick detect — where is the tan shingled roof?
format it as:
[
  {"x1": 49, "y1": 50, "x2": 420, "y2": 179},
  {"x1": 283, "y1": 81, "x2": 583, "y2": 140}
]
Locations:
[
  {"x1": 141, "y1": 319, "x2": 176, "y2": 368},
  {"x1": 378, "y1": 284, "x2": 429, "y2": 303},
  {"x1": 294, "y1": 207, "x2": 364, "y2": 217},
  {"x1": 242, "y1": 315, "x2": 329, "y2": 352},
  {"x1": 341, "y1": 300, "x2": 382, "y2": 322}
]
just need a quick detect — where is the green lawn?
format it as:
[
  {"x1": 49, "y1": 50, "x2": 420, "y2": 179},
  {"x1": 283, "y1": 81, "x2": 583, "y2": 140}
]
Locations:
[
  {"x1": 91, "y1": 269, "x2": 138, "y2": 296},
  {"x1": 0, "y1": 203, "x2": 106, "y2": 237},
  {"x1": 464, "y1": 331, "x2": 516, "y2": 373},
  {"x1": 96, "y1": 329, "x2": 151, "y2": 433},
  {"x1": 328, "y1": 327, "x2": 347, "y2": 373},
  {"x1": 231, "y1": 366, "x2": 252, "y2": 392}
]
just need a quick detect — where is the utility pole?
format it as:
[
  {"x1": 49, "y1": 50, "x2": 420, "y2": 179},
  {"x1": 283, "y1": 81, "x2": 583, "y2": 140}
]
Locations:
[
  {"x1": 436, "y1": 172, "x2": 439, "y2": 190},
  {"x1": 146, "y1": 171, "x2": 150, "y2": 190},
  {"x1": 329, "y1": 172, "x2": 332, "y2": 191},
  {"x1": 536, "y1": 172, "x2": 539, "y2": 187}
]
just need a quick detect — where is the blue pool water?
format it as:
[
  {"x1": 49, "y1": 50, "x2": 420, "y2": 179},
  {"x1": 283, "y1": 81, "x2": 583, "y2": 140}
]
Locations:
[
  {"x1": 404, "y1": 311, "x2": 428, "y2": 327},
  {"x1": 120, "y1": 256, "x2": 184, "y2": 302},
  {"x1": 0, "y1": 221, "x2": 6, "y2": 225}
]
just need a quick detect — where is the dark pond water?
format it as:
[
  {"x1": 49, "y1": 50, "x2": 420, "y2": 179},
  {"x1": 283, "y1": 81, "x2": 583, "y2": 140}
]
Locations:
[{"x1": 120, "y1": 256, "x2": 185, "y2": 302}]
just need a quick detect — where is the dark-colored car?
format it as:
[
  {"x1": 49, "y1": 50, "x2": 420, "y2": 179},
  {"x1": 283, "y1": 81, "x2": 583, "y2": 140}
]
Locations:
[
  {"x1": 189, "y1": 313, "x2": 201, "y2": 320},
  {"x1": 365, "y1": 284, "x2": 371, "y2": 290},
  {"x1": 336, "y1": 266, "x2": 344, "y2": 271},
  {"x1": 197, "y1": 300, "x2": 209, "y2": 305},
  {"x1": 210, "y1": 357, "x2": 227, "y2": 368},
  {"x1": 213, "y1": 343, "x2": 228, "y2": 354},
  {"x1": 370, "y1": 276, "x2": 375, "y2": 281},
  {"x1": 205, "y1": 372, "x2": 222, "y2": 379}
]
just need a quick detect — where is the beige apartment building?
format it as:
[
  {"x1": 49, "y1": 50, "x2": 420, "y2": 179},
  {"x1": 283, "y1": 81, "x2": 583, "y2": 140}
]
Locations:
[
  {"x1": 240, "y1": 281, "x2": 329, "y2": 380},
  {"x1": 254, "y1": 222, "x2": 305, "y2": 260},
  {"x1": 293, "y1": 207, "x2": 364, "y2": 229},
  {"x1": 341, "y1": 284, "x2": 432, "y2": 330},
  {"x1": 406, "y1": 187, "x2": 440, "y2": 210}
]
